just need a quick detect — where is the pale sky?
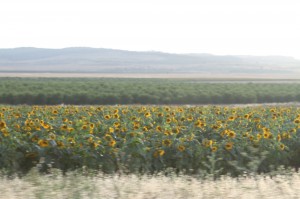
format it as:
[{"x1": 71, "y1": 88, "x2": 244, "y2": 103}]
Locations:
[{"x1": 1, "y1": 0, "x2": 300, "y2": 58}]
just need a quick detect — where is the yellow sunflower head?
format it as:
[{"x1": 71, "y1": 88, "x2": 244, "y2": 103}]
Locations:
[
  {"x1": 225, "y1": 142, "x2": 233, "y2": 150},
  {"x1": 38, "y1": 139, "x2": 49, "y2": 147}
]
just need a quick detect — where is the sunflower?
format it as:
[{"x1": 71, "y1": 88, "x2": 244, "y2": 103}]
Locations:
[
  {"x1": 249, "y1": 135, "x2": 254, "y2": 141},
  {"x1": 244, "y1": 114, "x2": 250, "y2": 119},
  {"x1": 67, "y1": 137, "x2": 76, "y2": 144},
  {"x1": 263, "y1": 132, "x2": 271, "y2": 139},
  {"x1": 215, "y1": 110, "x2": 221, "y2": 115},
  {"x1": 49, "y1": 133, "x2": 56, "y2": 140},
  {"x1": 187, "y1": 116, "x2": 193, "y2": 122},
  {"x1": 177, "y1": 145, "x2": 185, "y2": 152},
  {"x1": 38, "y1": 139, "x2": 49, "y2": 147},
  {"x1": 211, "y1": 146, "x2": 218, "y2": 152},
  {"x1": 153, "y1": 149, "x2": 165, "y2": 158},
  {"x1": 0, "y1": 121, "x2": 6, "y2": 129},
  {"x1": 156, "y1": 126, "x2": 162, "y2": 132},
  {"x1": 166, "y1": 118, "x2": 172, "y2": 123},
  {"x1": 257, "y1": 133, "x2": 262, "y2": 140},
  {"x1": 194, "y1": 120, "x2": 203, "y2": 128},
  {"x1": 104, "y1": 134, "x2": 112, "y2": 141},
  {"x1": 225, "y1": 142, "x2": 233, "y2": 150},
  {"x1": 212, "y1": 124, "x2": 221, "y2": 130},
  {"x1": 31, "y1": 136, "x2": 39, "y2": 142},
  {"x1": 42, "y1": 123, "x2": 50, "y2": 129},
  {"x1": 1, "y1": 129, "x2": 9, "y2": 137},
  {"x1": 164, "y1": 130, "x2": 172, "y2": 136},
  {"x1": 157, "y1": 113, "x2": 164, "y2": 117},
  {"x1": 294, "y1": 118, "x2": 300, "y2": 124},
  {"x1": 162, "y1": 139, "x2": 172, "y2": 147},
  {"x1": 87, "y1": 137, "x2": 94, "y2": 143},
  {"x1": 172, "y1": 128, "x2": 180, "y2": 134},
  {"x1": 133, "y1": 121, "x2": 140, "y2": 127},
  {"x1": 253, "y1": 118, "x2": 261, "y2": 123},
  {"x1": 109, "y1": 140, "x2": 116, "y2": 147},
  {"x1": 144, "y1": 112, "x2": 151, "y2": 118},
  {"x1": 227, "y1": 116, "x2": 235, "y2": 121},
  {"x1": 109, "y1": 127, "x2": 114, "y2": 133},
  {"x1": 114, "y1": 122, "x2": 120, "y2": 128},
  {"x1": 280, "y1": 143, "x2": 285, "y2": 150},
  {"x1": 89, "y1": 123, "x2": 95, "y2": 129},
  {"x1": 282, "y1": 132, "x2": 289, "y2": 139},
  {"x1": 158, "y1": 149, "x2": 165, "y2": 156},
  {"x1": 104, "y1": 115, "x2": 111, "y2": 120},
  {"x1": 243, "y1": 132, "x2": 249, "y2": 138},
  {"x1": 60, "y1": 124, "x2": 68, "y2": 131},
  {"x1": 133, "y1": 125, "x2": 139, "y2": 130},
  {"x1": 277, "y1": 134, "x2": 282, "y2": 141},
  {"x1": 227, "y1": 130, "x2": 236, "y2": 138},
  {"x1": 57, "y1": 141, "x2": 65, "y2": 148},
  {"x1": 129, "y1": 132, "x2": 136, "y2": 137},
  {"x1": 177, "y1": 108, "x2": 183, "y2": 112},
  {"x1": 290, "y1": 128, "x2": 297, "y2": 133},
  {"x1": 14, "y1": 124, "x2": 20, "y2": 129},
  {"x1": 92, "y1": 142, "x2": 99, "y2": 148},
  {"x1": 203, "y1": 139, "x2": 213, "y2": 147},
  {"x1": 82, "y1": 125, "x2": 88, "y2": 130},
  {"x1": 52, "y1": 110, "x2": 58, "y2": 115},
  {"x1": 165, "y1": 107, "x2": 170, "y2": 112}
]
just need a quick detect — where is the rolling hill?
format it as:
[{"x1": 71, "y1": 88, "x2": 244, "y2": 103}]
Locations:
[{"x1": 0, "y1": 47, "x2": 300, "y2": 75}]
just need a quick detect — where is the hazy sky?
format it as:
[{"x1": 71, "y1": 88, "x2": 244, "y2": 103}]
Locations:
[{"x1": 1, "y1": 0, "x2": 300, "y2": 58}]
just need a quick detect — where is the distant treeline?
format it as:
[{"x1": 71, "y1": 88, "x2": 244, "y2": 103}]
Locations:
[{"x1": 0, "y1": 77, "x2": 300, "y2": 105}]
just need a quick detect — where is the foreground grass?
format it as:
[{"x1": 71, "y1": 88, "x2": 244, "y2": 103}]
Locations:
[{"x1": 1, "y1": 168, "x2": 300, "y2": 199}]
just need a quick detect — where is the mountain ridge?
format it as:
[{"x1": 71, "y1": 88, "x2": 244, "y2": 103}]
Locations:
[{"x1": 0, "y1": 47, "x2": 299, "y2": 74}]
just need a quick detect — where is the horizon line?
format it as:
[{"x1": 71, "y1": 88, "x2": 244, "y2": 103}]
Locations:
[{"x1": 0, "y1": 46, "x2": 298, "y2": 59}]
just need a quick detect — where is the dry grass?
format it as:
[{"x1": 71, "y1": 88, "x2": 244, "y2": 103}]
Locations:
[{"x1": 1, "y1": 169, "x2": 300, "y2": 199}]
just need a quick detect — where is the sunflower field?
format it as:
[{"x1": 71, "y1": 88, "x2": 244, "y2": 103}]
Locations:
[{"x1": 1, "y1": 105, "x2": 300, "y2": 176}]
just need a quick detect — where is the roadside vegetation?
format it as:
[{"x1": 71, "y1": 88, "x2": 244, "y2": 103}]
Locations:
[{"x1": 1, "y1": 167, "x2": 300, "y2": 199}]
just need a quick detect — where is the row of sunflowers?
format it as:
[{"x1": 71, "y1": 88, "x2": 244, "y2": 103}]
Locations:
[{"x1": 1, "y1": 105, "x2": 300, "y2": 176}]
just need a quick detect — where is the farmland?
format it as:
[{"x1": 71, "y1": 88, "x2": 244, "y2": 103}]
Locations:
[
  {"x1": 1, "y1": 104, "x2": 300, "y2": 177},
  {"x1": 2, "y1": 77, "x2": 300, "y2": 198},
  {"x1": 1, "y1": 77, "x2": 300, "y2": 105}
]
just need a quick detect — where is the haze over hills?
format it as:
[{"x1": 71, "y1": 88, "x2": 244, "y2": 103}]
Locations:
[{"x1": 0, "y1": 47, "x2": 300, "y2": 75}]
